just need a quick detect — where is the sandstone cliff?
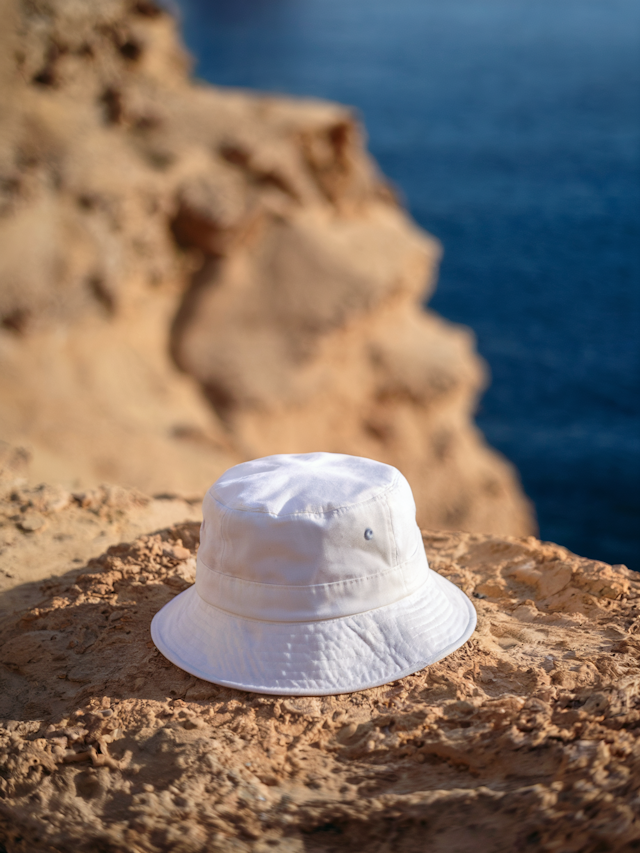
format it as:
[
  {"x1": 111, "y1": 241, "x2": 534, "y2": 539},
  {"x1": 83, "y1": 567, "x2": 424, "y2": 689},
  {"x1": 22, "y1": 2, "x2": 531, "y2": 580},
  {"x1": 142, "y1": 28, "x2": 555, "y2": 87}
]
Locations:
[
  {"x1": 0, "y1": 484, "x2": 638, "y2": 852},
  {"x1": 0, "y1": 0, "x2": 533, "y2": 535}
]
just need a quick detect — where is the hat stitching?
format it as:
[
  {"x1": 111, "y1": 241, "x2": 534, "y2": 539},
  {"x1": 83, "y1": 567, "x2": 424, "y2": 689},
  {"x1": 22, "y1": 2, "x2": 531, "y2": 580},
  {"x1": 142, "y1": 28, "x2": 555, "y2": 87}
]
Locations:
[
  {"x1": 202, "y1": 496, "x2": 231, "y2": 572},
  {"x1": 210, "y1": 471, "x2": 400, "y2": 517},
  {"x1": 190, "y1": 572, "x2": 432, "y2": 626},
  {"x1": 218, "y1": 503, "x2": 229, "y2": 576},
  {"x1": 342, "y1": 620, "x2": 401, "y2": 667},
  {"x1": 196, "y1": 538, "x2": 426, "y2": 594},
  {"x1": 161, "y1": 616, "x2": 457, "y2": 672},
  {"x1": 382, "y1": 490, "x2": 398, "y2": 569}
]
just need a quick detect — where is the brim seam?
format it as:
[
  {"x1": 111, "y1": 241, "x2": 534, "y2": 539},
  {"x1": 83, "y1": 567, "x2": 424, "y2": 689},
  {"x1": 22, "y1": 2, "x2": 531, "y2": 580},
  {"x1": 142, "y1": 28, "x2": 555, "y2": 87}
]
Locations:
[{"x1": 190, "y1": 572, "x2": 439, "y2": 626}]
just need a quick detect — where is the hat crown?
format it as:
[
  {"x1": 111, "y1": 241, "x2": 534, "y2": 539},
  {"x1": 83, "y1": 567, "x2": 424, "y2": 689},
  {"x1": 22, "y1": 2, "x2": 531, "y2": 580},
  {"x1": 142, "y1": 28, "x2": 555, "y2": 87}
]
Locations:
[
  {"x1": 196, "y1": 453, "x2": 428, "y2": 622},
  {"x1": 212, "y1": 452, "x2": 397, "y2": 516}
]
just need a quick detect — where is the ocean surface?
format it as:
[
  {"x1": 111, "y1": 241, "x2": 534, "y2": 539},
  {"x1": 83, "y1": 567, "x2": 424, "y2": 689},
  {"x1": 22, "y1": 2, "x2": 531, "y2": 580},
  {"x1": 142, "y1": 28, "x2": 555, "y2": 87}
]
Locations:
[{"x1": 176, "y1": 0, "x2": 640, "y2": 569}]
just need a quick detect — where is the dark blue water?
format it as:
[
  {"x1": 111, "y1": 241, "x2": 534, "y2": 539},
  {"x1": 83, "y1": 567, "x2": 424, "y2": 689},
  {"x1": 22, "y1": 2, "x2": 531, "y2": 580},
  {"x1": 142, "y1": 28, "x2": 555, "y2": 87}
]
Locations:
[{"x1": 176, "y1": 0, "x2": 640, "y2": 569}]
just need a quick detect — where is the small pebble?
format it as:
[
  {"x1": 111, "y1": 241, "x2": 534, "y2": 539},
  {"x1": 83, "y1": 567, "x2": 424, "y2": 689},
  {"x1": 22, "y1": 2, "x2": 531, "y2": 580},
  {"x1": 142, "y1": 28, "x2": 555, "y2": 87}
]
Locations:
[
  {"x1": 163, "y1": 545, "x2": 191, "y2": 561},
  {"x1": 46, "y1": 493, "x2": 71, "y2": 513},
  {"x1": 18, "y1": 514, "x2": 45, "y2": 533}
]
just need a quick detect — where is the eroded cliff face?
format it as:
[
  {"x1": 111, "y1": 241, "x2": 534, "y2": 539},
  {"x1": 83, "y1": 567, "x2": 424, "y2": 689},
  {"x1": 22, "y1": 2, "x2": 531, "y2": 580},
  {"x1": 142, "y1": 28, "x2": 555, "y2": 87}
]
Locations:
[
  {"x1": 0, "y1": 0, "x2": 533, "y2": 535},
  {"x1": 0, "y1": 486, "x2": 638, "y2": 853}
]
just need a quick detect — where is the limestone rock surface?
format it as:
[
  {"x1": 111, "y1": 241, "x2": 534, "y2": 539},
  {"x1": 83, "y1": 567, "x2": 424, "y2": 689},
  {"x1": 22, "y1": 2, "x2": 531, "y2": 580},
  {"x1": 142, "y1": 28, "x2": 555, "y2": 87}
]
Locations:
[
  {"x1": 0, "y1": 489, "x2": 638, "y2": 853},
  {"x1": 0, "y1": 0, "x2": 533, "y2": 535},
  {"x1": 0, "y1": 477, "x2": 201, "y2": 615}
]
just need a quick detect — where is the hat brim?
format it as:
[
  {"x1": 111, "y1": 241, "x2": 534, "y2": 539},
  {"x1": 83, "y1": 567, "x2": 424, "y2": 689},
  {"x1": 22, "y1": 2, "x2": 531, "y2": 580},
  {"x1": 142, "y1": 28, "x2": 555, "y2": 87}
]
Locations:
[{"x1": 151, "y1": 568, "x2": 476, "y2": 696}]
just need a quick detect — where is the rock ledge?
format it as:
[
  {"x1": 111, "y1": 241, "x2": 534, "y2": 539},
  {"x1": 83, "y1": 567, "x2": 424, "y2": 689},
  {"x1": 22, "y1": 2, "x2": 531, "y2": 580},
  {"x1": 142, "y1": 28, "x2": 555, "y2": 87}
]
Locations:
[{"x1": 0, "y1": 495, "x2": 638, "y2": 853}]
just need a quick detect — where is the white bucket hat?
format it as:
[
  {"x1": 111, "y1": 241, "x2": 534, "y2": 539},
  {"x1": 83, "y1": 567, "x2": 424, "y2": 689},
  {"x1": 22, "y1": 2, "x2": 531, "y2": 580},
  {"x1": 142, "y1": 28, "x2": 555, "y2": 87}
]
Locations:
[{"x1": 151, "y1": 453, "x2": 476, "y2": 695}]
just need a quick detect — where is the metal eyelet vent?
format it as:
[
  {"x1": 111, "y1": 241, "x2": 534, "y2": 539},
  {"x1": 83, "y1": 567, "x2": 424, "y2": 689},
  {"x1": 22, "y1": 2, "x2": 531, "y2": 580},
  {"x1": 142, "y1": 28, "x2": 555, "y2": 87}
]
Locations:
[{"x1": 364, "y1": 528, "x2": 374, "y2": 541}]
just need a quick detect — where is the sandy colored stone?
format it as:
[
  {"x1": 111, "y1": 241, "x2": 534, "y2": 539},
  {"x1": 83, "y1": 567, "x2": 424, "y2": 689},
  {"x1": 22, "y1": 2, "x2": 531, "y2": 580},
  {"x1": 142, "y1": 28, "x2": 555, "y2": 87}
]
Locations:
[
  {"x1": 0, "y1": 480, "x2": 201, "y2": 616},
  {"x1": 0, "y1": 500, "x2": 638, "y2": 853},
  {"x1": 0, "y1": 0, "x2": 533, "y2": 536}
]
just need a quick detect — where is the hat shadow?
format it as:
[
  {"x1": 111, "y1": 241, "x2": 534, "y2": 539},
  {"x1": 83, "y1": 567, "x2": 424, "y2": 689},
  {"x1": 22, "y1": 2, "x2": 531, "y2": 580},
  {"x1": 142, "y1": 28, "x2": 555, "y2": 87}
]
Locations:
[{"x1": 0, "y1": 522, "x2": 262, "y2": 723}]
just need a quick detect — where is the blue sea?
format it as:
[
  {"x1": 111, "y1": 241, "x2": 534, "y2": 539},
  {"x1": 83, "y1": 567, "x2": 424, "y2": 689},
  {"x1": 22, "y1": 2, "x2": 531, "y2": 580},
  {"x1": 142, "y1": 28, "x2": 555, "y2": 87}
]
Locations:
[{"x1": 176, "y1": 0, "x2": 640, "y2": 569}]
